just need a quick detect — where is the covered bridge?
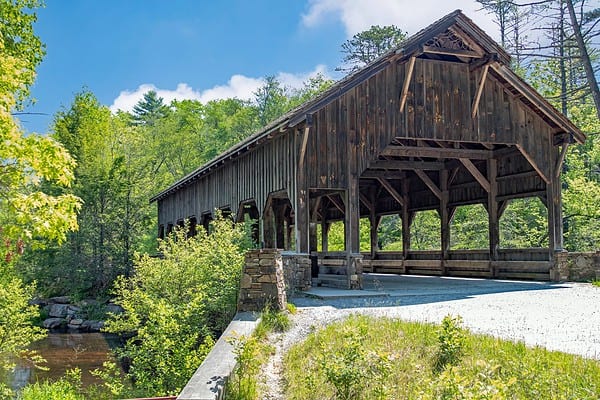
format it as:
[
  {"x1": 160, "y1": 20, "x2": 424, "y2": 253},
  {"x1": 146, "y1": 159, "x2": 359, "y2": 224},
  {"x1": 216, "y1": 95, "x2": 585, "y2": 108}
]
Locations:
[{"x1": 150, "y1": 10, "x2": 585, "y2": 289}]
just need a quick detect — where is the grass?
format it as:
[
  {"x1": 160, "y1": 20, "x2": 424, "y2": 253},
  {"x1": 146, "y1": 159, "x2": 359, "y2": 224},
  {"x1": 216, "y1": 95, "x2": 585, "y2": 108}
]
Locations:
[
  {"x1": 592, "y1": 279, "x2": 600, "y2": 287},
  {"x1": 224, "y1": 305, "x2": 292, "y2": 400},
  {"x1": 284, "y1": 314, "x2": 600, "y2": 400}
]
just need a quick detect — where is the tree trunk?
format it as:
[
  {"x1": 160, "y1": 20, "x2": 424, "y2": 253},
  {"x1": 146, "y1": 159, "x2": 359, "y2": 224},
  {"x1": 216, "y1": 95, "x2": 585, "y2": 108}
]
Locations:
[{"x1": 566, "y1": 0, "x2": 600, "y2": 120}]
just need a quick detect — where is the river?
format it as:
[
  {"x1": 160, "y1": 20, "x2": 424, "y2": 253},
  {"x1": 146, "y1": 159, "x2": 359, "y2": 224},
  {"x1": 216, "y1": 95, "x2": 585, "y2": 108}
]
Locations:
[{"x1": 9, "y1": 332, "x2": 121, "y2": 391}]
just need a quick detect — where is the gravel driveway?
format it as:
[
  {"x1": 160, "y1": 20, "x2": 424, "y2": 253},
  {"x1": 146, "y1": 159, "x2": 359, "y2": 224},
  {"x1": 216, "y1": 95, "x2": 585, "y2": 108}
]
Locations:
[{"x1": 261, "y1": 274, "x2": 600, "y2": 399}]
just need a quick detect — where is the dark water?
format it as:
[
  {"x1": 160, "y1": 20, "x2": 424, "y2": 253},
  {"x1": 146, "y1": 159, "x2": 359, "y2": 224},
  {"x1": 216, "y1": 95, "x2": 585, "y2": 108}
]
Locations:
[{"x1": 9, "y1": 332, "x2": 121, "y2": 391}]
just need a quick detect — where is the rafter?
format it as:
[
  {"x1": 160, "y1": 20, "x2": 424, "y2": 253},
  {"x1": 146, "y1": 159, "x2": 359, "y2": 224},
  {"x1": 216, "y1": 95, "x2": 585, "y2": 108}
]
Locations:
[
  {"x1": 459, "y1": 158, "x2": 490, "y2": 192},
  {"x1": 414, "y1": 170, "x2": 442, "y2": 199},
  {"x1": 326, "y1": 194, "x2": 345, "y2": 215},
  {"x1": 515, "y1": 144, "x2": 550, "y2": 184},
  {"x1": 359, "y1": 193, "x2": 373, "y2": 211},
  {"x1": 376, "y1": 177, "x2": 405, "y2": 207}
]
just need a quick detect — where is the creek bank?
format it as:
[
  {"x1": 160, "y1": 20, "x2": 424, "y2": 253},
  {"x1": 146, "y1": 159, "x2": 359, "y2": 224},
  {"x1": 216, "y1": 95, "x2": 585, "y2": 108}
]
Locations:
[{"x1": 31, "y1": 296, "x2": 124, "y2": 332}]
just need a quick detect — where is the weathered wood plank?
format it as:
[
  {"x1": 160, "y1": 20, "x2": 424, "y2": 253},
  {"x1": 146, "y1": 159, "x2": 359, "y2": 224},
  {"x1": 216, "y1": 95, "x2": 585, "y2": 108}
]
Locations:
[{"x1": 382, "y1": 145, "x2": 492, "y2": 159}]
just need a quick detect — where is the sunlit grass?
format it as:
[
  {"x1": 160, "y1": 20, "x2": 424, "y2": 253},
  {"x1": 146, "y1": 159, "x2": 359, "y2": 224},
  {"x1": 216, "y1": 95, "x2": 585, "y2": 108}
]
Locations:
[{"x1": 284, "y1": 314, "x2": 600, "y2": 400}]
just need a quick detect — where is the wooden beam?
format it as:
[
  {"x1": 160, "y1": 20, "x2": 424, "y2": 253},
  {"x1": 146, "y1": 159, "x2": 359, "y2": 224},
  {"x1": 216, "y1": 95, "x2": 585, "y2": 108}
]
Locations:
[
  {"x1": 423, "y1": 45, "x2": 481, "y2": 58},
  {"x1": 515, "y1": 144, "x2": 550, "y2": 184},
  {"x1": 369, "y1": 159, "x2": 445, "y2": 170},
  {"x1": 554, "y1": 142, "x2": 569, "y2": 178},
  {"x1": 359, "y1": 193, "x2": 373, "y2": 211},
  {"x1": 471, "y1": 64, "x2": 489, "y2": 118},
  {"x1": 361, "y1": 170, "x2": 405, "y2": 179},
  {"x1": 377, "y1": 177, "x2": 405, "y2": 207},
  {"x1": 399, "y1": 56, "x2": 417, "y2": 113},
  {"x1": 459, "y1": 158, "x2": 490, "y2": 192},
  {"x1": 414, "y1": 170, "x2": 442, "y2": 199},
  {"x1": 326, "y1": 195, "x2": 345, "y2": 215},
  {"x1": 382, "y1": 145, "x2": 492, "y2": 160},
  {"x1": 496, "y1": 170, "x2": 539, "y2": 181},
  {"x1": 298, "y1": 125, "x2": 310, "y2": 168}
]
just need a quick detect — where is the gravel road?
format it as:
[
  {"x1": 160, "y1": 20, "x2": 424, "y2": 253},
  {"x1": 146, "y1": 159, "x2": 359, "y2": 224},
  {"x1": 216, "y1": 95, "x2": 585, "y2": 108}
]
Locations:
[{"x1": 260, "y1": 274, "x2": 600, "y2": 399}]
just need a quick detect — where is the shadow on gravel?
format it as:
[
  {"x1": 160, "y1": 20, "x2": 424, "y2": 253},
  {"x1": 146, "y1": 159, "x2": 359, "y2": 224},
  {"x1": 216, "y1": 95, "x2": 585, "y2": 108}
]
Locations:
[{"x1": 292, "y1": 273, "x2": 571, "y2": 309}]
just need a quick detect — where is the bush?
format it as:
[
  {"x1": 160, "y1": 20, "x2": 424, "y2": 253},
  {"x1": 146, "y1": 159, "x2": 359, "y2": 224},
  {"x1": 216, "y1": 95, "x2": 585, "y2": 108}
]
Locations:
[
  {"x1": 435, "y1": 315, "x2": 466, "y2": 372},
  {"x1": 103, "y1": 213, "x2": 252, "y2": 396},
  {"x1": 18, "y1": 369, "x2": 84, "y2": 400}
]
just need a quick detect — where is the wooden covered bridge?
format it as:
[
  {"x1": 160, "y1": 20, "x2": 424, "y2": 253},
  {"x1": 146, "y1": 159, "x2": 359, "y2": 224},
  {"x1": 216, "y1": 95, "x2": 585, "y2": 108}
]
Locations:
[{"x1": 151, "y1": 10, "x2": 585, "y2": 289}]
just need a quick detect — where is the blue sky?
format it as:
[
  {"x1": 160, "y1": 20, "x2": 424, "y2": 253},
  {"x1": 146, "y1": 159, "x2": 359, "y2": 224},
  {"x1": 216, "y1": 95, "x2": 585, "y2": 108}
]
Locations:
[{"x1": 21, "y1": 0, "x2": 499, "y2": 134}]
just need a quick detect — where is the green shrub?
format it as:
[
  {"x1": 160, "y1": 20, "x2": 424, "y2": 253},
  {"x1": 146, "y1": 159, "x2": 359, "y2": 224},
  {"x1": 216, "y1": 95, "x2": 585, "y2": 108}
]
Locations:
[
  {"x1": 18, "y1": 369, "x2": 84, "y2": 400},
  {"x1": 435, "y1": 315, "x2": 466, "y2": 372},
  {"x1": 103, "y1": 213, "x2": 252, "y2": 396}
]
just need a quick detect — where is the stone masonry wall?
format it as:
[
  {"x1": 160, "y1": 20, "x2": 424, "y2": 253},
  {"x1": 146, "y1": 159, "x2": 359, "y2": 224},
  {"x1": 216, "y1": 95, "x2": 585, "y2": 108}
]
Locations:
[
  {"x1": 238, "y1": 249, "x2": 286, "y2": 312},
  {"x1": 566, "y1": 252, "x2": 600, "y2": 281},
  {"x1": 282, "y1": 253, "x2": 312, "y2": 297},
  {"x1": 551, "y1": 251, "x2": 599, "y2": 282}
]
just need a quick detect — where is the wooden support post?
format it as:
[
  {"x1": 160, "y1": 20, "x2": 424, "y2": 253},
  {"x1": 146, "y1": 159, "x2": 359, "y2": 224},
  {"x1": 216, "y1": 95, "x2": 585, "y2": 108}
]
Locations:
[
  {"x1": 370, "y1": 208, "x2": 380, "y2": 259},
  {"x1": 401, "y1": 179, "x2": 411, "y2": 261},
  {"x1": 555, "y1": 142, "x2": 569, "y2": 178},
  {"x1": 440, "y1": 169, "x2": 450, "y2": 276},
  {"x1": 346, "y1": 122, "x2": 361, "y2": 288},
  {"x1": 487, "y1": 158, "x2": 499, "y2": 277},
  {"x1": 263, "y1": 203, "x2": 275, "y2": 248},
  {"x1": 309, "y1": 223, "x2": 318, "y2": 253},
  {"x1": 275, "y1": 206, "x2": 285, "y2": 249},
  {"x1": 546, "y1": 150, "x2": 564, "y2": 253},
  {"x1": 321, "y1": 221, "x2": 329, "y2": 252},
  {"x1": 295, "y1": 125, "x2": 310, "y2": 253}
]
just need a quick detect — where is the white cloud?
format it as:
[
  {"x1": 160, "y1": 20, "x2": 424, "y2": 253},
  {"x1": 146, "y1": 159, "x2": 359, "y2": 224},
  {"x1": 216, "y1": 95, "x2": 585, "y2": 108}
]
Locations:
[
  {"x1": 302, "y1": 0, "x2": 499, "y2": 41},
  {"x1": 110, "y1": 65, "x2": 331, "y2": 113},
  {"x1": 110, "y1": 83, "x2": 202, "y2": 113}
]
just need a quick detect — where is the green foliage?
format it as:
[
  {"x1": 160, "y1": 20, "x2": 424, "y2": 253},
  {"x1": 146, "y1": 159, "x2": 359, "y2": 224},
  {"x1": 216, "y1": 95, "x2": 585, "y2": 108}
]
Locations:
[
  {"x1": 315, "y1": 320, "x2": 392, "y2": 400},
  {"x1": 131, "y1": 90, "x2": 170, "y2": 126},
  {"x1": 500, "y1": 198, "x2": 548, "y2": 248},
  {"x1": 285, "y1": 315, "x2": 600, "y2": 400},
  {"x1": 412, "y1": 210, "x2": 441, "y2": 250},
  {"x1": 225, "y1": 304, "x2": 290, "y2": 400},
  {"x1": 0, "y1": 271, "x2": 46, "y2": 389},
  {"x1": 225, "y1": 335, "x2": 266, "y2": 400},
  {"x1": 338, "y1": 25, "x2": 407, "y2": 73},
  {"x1": 0, "y1": 0, "x2": 45, "y2": 106},
  {"x1": 104, "y1": 214, "x2": 251, "y2": 396},
  {"x1": 256, "y1": 306, "x2": 291, "y2": 336},
  {"x1": 592, "y1": 280, "x2": 600, "y2": 287},
  {"x1": 434, "y1": 315, "x2": 466, "y2": 372},
  {"x1": 18, "y1": 369, "x2": 84, "y2": 400},
  {"x1": 450, "y1": 205, "x2": 489, "y2": 250}
]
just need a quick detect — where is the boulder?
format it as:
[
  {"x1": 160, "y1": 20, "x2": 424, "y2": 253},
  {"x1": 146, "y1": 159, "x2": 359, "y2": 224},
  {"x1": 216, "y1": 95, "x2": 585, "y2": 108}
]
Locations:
[
  {"x1": 105, "y1": 303, "x2": 124, "y2": 315},
  {"x1": 48, "y1": 303, "x2": 69, "y2": 318},
  {"x1": 48, "y1": 296, "x2": 70, "y2": 304},
  {"x1": 67, "y1": 318, "x2": 84, "y2": 330},
  {"x1": 79, "y1": 298, "x2": 100, "y2": 307},
  {"x1": 81, "y1": 320, "x2": 105, "y2": 332},
  {"x1": 43, "y1": 318, "x2": 66, "y2": 329}
]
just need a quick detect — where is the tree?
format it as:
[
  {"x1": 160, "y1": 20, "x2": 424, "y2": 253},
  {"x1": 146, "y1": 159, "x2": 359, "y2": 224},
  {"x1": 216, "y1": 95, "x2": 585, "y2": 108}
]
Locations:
[
  {"x1": 338, "y1": 25, "x2": 407, "y2": 73},
  {"x1": 132, "y1": 90, "x2": 170, "y2": 126},
  {"x1": 565, "y1": 0, "x2": 600, "y2": 119},
  {"x1": 0, "y1": 0, "x2": 80, "y2": 395}
]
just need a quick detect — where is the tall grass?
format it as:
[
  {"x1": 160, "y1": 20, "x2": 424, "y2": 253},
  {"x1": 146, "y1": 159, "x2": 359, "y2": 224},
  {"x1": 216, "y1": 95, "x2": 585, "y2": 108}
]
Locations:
[{"x1": 284, "y1": 314, "x2": 600, "y2": 400}]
